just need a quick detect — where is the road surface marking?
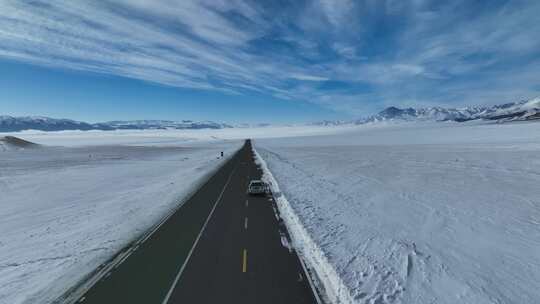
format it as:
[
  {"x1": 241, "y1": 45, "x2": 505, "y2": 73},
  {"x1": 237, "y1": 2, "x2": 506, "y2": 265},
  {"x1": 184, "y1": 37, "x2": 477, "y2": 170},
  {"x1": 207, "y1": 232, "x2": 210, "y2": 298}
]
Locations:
[
  {"x1": 115, "y1": 251, "x2": 133, "y2": 269},
  {"x1": 245, "y1": 200, "x2": 248, "y2": 207},
  {"x1": 298, "y1": 253, "x2": 323, "y2": 304},
  {"x1": 161, "y1": 165, "x2": 238, "y2": 304},
  {"x1": 242, "y1": 249, "x2": 248, "y2": 273},
  {"x1": 244, "y1": 217, "x2": 248, "y2": 230}
]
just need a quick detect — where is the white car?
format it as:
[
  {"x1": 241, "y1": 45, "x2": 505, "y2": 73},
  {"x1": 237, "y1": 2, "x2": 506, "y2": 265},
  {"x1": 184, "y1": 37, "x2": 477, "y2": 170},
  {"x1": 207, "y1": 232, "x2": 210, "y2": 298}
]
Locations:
[{"x1": 248, "y1": 180, "x2": 267, "y2": 195}]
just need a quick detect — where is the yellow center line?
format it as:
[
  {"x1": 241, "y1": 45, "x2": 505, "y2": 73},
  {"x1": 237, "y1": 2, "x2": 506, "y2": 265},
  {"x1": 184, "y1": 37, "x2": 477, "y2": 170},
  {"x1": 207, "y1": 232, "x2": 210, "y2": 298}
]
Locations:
[{"x1": 242, "y1": 249, "x2": 247, "y2": 273}]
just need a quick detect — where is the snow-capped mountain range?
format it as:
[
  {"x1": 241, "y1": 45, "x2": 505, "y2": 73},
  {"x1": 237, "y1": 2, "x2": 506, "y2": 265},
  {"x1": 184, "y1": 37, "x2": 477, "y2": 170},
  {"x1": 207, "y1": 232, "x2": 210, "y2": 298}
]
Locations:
[
  {"x1": 356, "y1": 97, "x2": 540, "y2": 124},
  {"x1": 0, "y1": 117, "x2": 232, "y2": 132},
  {"x1": 310, "y1": 97, "x2": 540, "y2": 126},
  {"x1": 2, "y1": 97, "x2": 538, "y2": 132},
  {"x1": 104, "y1": 120, "x2": 232, "y2": 130}
]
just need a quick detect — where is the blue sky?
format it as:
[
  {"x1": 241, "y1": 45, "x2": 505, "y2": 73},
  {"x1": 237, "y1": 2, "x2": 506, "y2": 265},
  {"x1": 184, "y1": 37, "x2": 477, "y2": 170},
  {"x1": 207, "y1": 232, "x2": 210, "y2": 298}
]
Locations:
[{"x1": 1, "y1": 0, "x2": 539, "y2": 123}]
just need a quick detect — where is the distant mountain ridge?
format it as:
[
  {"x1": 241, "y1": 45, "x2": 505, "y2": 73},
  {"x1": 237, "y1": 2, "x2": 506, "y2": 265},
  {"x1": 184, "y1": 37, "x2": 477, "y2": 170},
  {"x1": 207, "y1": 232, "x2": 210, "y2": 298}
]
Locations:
[
  {"x1": 366, "y1": 97, "x2": 540, "y2": 123},
  {"x1": 362, "y1": 97, "x2": 540, "y2": 123},
  {"x1": 104, "y1": 120, "x2": 232, "y2": 130},
  {"x1": 3, "y1": 97, "x2": 539, "y2": 132},
  {"x1": 0, "y1": 116, "x2": 232, "y2": 132}
]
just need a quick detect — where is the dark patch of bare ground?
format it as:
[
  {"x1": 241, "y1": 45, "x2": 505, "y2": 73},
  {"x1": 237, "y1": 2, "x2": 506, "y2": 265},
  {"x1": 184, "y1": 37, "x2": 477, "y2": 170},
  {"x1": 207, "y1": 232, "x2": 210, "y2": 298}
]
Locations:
[{"x1": 0, "y1": 136, "x2": 40, "y2": 148}]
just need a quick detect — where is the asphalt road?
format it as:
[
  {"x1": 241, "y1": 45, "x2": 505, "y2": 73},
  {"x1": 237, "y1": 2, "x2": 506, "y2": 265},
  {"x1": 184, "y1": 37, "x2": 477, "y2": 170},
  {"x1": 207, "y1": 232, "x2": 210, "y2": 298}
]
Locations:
[{"x1": 71, "y1": 140, "x2": 318, "y2": 304}]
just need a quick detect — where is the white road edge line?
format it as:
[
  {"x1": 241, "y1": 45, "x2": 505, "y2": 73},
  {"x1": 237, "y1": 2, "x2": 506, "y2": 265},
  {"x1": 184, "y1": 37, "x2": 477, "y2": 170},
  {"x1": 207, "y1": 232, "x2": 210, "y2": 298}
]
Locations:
[
  {"x1": 252, "y1": 144, "x2": 322, "y2": 304},
  {"x1": 298, "y1": 249, "x2": 323, "y2": 304},
  {"x1": 161, "y1": 165, "x2": 238, "y2": 304}
]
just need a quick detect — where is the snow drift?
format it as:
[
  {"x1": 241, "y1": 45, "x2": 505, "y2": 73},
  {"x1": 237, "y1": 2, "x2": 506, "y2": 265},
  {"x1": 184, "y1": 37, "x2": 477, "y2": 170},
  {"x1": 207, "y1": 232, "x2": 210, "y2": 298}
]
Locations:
[
  {"x1": 0, "y1": 140, "x2": 242, "y2": 304},
  {"x1": 255, "y1": 121, "x2": 540, "y2": 304},
  {"x1": 253, "y1": 147, "x2": 355, "y2": 304}
]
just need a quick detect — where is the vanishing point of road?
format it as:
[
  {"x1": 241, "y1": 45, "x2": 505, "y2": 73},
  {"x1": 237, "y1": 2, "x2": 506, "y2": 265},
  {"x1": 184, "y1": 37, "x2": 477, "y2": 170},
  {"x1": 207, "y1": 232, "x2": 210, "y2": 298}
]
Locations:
[{"x1": 66, "y1": 140, "x2": 319, "y2": 304}]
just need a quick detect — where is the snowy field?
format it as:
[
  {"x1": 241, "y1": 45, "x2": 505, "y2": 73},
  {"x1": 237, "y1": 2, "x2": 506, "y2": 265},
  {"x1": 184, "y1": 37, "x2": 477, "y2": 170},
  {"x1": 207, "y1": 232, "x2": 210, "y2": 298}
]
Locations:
[
  {"x1": 255, "y1": 121, "x2": 540, "y2": 304},
  {"x1": 0, "y1": 125, "x2": 349, "y2": 304},
  {"x1": 5, "y1": 125, "x2": 352, "y2": 147},
  {"x1": 0, "y1": 135, "x2": 242, "y2": 304},
  {"x1": 2, "y1": 122, "x2": 540, "y2": 304}
]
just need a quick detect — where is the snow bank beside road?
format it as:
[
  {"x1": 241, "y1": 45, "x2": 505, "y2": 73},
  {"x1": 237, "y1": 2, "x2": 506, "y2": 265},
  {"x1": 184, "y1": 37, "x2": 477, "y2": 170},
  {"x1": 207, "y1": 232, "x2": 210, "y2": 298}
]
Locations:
[
  {"x1": 0, "y1": 141, "x2": 241, "y2": 304},
  {"x1": 253, "y1": 148, "x2": 353, "y2": 304},
  {"x1": 255, "y1": 122, "x2": 540, "y2": 304}
]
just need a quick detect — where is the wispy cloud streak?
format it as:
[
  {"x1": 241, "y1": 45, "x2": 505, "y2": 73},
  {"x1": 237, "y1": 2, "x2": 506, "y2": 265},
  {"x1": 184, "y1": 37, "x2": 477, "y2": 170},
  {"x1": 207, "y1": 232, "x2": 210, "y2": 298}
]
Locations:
[{"x1": 0, "y1": 0, "x2": 539, "y2": 114}]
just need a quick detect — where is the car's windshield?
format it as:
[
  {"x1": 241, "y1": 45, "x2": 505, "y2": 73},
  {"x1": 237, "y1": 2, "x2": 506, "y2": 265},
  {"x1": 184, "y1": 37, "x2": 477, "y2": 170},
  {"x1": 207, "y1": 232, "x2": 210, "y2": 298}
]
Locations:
[{"x1": 251, "y1": 182, "x2": 263, "y2": 187}]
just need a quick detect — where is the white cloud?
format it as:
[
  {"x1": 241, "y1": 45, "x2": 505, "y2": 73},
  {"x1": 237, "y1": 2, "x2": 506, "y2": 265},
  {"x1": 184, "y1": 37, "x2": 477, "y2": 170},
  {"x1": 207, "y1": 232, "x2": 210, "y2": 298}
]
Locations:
[
  {"x1": 392, "y1": 64, "x2": 424, "y2": 75},
  {"x1": 0, "y1": 0, "x2": 539, "y2": 116},
  {"x1": 317, "y1": 0, "x2": 353, "y2": 28},
  {"x1": 332, "y1": 42, "x2": 361, "y2": 60},
  {"x1": 289, "y1": 74, "x2": 329, "y2": 81}
]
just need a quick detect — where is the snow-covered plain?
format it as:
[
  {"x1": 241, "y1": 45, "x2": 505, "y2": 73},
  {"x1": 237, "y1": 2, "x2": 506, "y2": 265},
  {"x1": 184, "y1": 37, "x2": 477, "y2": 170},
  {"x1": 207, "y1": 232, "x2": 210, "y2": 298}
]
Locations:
[
  {"x1": 0, "y1": 125, "x2": 348, "y2": 304},
  {"x1": 6, "y1": 124, "x2": 353, "y2": 147},
  {"x1": 255, "y1": 121, "x2": 540, "y2": 304},
  {"x1": 0, "y1": 135, "x2": 243, "y2": 304},
  {"x1": 2, "y1": 122, "x2": 540, "y2": 304}
]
